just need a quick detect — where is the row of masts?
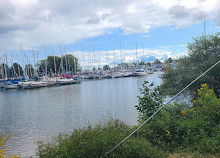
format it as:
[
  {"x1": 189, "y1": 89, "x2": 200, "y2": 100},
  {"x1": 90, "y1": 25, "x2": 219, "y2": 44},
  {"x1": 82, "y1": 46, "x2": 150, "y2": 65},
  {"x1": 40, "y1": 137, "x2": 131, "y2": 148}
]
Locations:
[
  {"x1": 0, "y1": 45, "x2": 79, "y2": 80},
  {"x1": 0, "y1": 41, "x2": 149, "y2": 80}
]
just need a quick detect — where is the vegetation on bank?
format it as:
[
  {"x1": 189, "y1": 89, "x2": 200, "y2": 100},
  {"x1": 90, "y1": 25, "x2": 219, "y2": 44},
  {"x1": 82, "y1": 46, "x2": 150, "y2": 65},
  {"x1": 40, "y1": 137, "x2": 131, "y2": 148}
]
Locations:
[
  {"x1": 37, "y1": 120, "x2": 167, "y2": 158},
  {"x1": 37, "y1": 83, "x2": 219, "y2": 158},
  {"x1": 136, "y1": 83, "x2": 219, "y2": 155}
]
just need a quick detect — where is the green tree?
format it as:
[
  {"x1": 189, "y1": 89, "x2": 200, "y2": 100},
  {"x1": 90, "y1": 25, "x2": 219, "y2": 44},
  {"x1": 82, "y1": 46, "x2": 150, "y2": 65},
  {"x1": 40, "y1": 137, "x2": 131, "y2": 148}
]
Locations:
[
  {"x1": 146, "y1": 62, "x2": 151, "y2": 67},
  {"x1": 25, "y1": 64, "x2": 34, "y2": 77},
  {"x1": 136, "y1": 81, "x2": 163, "y2": 122},
  {"x1": 164, "y1": 58, "x2": 173, "y2": 63},
  {"x1": 9, "y1": 63, "x2": 23, "y2": 78},
  {"x1": 139, "y1": 62, "x2": 146, "y2": 65},
  {"x1": 153, "y1": 59, "x2": 161, "y2": 64},
  {"x1": 37, "y1": 54, "x2": 79, "y2": 76},
  {"x1": 0, "y1": 63, "x2": 9, "y2": 79},
  {"x1": 103, "y1": 65, "x2": 110, "y2": 71},
  {"x1": 161, "y1": 33, "x2": 220, "y2": 97}
]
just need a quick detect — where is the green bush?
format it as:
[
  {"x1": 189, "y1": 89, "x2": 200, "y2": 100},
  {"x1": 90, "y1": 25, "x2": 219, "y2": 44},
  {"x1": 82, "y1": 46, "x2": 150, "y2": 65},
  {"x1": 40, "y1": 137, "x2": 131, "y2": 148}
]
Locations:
[
  {"x1": 137, "y1": 83, "x2": 220, "y2": 155},
  {"x1": 136, "y1": 81, "x2": 163, "y2": 122},
  {"x1": 37, "y1": 119, "x2": 167, "y2": 158}
]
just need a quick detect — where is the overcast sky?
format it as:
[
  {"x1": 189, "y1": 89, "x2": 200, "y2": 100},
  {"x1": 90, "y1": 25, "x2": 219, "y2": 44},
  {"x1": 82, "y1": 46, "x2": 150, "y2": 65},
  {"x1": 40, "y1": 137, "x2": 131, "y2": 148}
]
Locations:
[{"x1": 0, "y1": 0, "x2": 220, "y2": 65}]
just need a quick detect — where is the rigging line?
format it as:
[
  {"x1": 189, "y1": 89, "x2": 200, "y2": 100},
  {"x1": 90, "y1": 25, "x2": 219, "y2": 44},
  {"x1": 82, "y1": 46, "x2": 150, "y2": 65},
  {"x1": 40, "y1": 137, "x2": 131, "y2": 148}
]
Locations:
[{"x1": 102, "y1": 59, "x2": 220, "y2": 158}]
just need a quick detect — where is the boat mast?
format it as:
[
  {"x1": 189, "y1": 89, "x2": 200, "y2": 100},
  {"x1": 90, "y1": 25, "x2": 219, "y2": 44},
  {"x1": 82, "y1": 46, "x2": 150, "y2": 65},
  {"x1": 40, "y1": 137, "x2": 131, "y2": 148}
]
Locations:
[
  {"x1": 93, "y1": 46, "x2": 96, "y2": 71},
  {"x1": 45, "y1": 45, "x2": 47, "y2": 76},
  {"x1": 0, "y1": 56, "x2": 3, "y2": 79},
  {"x1": 105, "y1": 45, "x2": 108, "y2": 69},
  {"x1": 33, "y1": 49, "x2": 36, "y2": 76},
  {"x1": 65, "y1": 46, "x2": 68, "y2": 73},
  {"x1": 120, "y1": 41, "x2": 123, "y2": 71},
  {"x1": 113, "y1": 46, "x2": 115, "y2": 69},
  {"x1": 20, "y1": 44, "x2": 25, "y2": 77},
  {"x1": 3, "y1": 54, "x2": 7, "y2": 80},
  {"x1": 17, "y1": 53, "x2": 20, "y2": 78},
  {"x1": 142, "y1": 44, "x2": 144, "y2": 65},
  {"x1": 61, "y1": 45, "x2": 63, "y2": 75},
  {"x1": 136, "y1": 42, "x2": 138, "y2": 67},
  {"x1": 98, "y1": 48, "x2": 100, "y2": 70},
  {"x1": 53, "y1": 49, "x2": 56, "y2": 76},
  {"x1": 5, "y1": 54, "x2": 9, "y2": 79}
]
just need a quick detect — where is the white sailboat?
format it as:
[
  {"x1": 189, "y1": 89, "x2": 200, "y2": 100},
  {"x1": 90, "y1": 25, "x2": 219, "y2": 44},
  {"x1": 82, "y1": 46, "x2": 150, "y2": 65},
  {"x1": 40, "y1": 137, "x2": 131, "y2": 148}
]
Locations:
[{"x1": 133, "y1": 65, "x2": 148, "y2": 76}]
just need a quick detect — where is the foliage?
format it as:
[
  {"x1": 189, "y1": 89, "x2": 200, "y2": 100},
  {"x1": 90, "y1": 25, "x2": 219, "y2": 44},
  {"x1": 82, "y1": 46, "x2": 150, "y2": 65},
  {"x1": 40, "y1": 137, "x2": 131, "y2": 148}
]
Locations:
[
  {"x1": 136, "y1": 81, "x2": 163, "y2": 121},
  {"x1": 37, "y1": 54, "x2": 79, "y2": 76},
  {"x1": 161, "y1": 33, "x2": 220, "y2": 97},
  {"x1": 9, "y1": 63, "x2": 23, "y2": 78},
  {"x1": 25, "y1": 64, "x2": 34, "y2": 77},
  {"x1": 0, "y1": 63, "x2": 9, "y2": 79},
  {"x1": 137, "y1": 83, "x2": 220, "y2": 155},
  {"x1": 103, "y1": 65, "x2": 110, "y2": 71},
  {"x1": 153, "y1": 59, "x2": 161, "y2": 64},
  {"x1": 164, "y1": 58, "x2": 173, "y2": 63},
  {"x1": 0, "y1": 132, "x2": 20, "y2": 158},
  {"x1": 146, "y1": 62, "x2": 151, "y2": 67},
  {"x1": 37, "y1": 120, "x2": 167, "y2": 158}
]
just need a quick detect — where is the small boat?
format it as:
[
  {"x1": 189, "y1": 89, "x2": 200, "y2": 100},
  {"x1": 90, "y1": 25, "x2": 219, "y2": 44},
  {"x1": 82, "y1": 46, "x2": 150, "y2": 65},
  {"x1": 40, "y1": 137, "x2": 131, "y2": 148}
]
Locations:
[
  {"x1": 132, "y1": 66, "x2": 148, "y2": 76},
  {"x1": 123, "y1": 71, "x2": 133, "y2": 77},
  {"x1": 58, "y1": 78, "x2": 73, "y2": 85},
  {"x1": 4, "y1": 82, "x2": 20, "y2": 89},
  {"x1": 114, "y1": 72, "x2": 124, "y2": 78},
  {"x1": 101, "y1": 73, "x2": 112, "y2": 79}
]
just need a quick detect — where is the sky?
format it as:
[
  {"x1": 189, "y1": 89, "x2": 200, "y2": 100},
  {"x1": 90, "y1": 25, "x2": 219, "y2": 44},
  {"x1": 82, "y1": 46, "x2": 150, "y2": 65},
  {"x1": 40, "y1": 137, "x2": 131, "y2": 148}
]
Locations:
[{"x1": 0, "y1": 0, "x2": 220, "y2": 68}]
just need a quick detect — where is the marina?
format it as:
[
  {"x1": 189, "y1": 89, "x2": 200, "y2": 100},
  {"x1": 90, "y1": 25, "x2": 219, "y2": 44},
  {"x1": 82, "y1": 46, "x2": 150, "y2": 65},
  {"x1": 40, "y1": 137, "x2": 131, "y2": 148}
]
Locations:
[
  {"x1": 0, "y1": 67, "x2": 161, "y2": 90},
  {"x1": 0, "y1": 72, "x2": 162, "y2": 157}
]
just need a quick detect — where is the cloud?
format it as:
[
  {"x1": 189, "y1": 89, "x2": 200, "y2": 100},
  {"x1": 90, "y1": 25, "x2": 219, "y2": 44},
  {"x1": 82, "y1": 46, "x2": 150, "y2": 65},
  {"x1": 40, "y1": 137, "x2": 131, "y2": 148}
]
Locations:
[
  {"x1": 168, "y1": 4, "x2": 207, "y2": 27},
  {"x1": 0, "y1": 0, "x2": 219, "y2": 50},
  {"x1": 74, "y1": 48, "x2": 174, "y2": 68}
]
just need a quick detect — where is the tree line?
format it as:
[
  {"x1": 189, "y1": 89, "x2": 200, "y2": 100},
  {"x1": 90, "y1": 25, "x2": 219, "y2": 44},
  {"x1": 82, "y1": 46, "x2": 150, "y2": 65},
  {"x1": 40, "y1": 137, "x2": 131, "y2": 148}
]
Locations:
[{"x1": 0, "y1": 54, "x2": 79, "y2": 79}]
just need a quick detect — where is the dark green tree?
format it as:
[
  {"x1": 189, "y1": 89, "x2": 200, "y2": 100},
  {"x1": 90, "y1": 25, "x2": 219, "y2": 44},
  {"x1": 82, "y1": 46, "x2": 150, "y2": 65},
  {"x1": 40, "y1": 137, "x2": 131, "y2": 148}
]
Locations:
[
  {"x1": 37, "y1": 54, "x2": 79, "y2": 76},
  {"x1": 9, "y1": 63, "x2": 23, "y2": 78},
  {"x1": 164, "y1": 58, "x2": 173, "y2": 63},
  {"x1": 153, "y1": 59, "x2": 161, "y2": 64},
  {"x1": 25, "y1": 64, "x2": 34, "y2": 77},
  {"x1": 161, "y1": 33, "x2": 220, "y2": 97},
  {"x1": 103, "y1": 65, "x2": 110, "y2": 71},
  {"x1": 0, "y1": 63, "x2": 9, "y2": 79},
  {"x1": 147, "y1": 62, "x2": 151, "y2": 67}
]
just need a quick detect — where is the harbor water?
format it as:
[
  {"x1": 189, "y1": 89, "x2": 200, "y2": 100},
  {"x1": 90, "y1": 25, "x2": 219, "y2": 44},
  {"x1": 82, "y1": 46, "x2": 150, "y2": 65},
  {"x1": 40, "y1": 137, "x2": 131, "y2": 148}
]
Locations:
[{"x1": 0, "y1": 72, "x2": 162, "y2": 157}]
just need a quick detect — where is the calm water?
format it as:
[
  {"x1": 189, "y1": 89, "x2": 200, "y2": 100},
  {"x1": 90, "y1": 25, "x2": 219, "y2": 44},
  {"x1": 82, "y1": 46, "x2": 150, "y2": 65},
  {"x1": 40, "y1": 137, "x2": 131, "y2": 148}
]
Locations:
[{"x1": 0, "y1": 72, "x2": 162, "y2": 157}]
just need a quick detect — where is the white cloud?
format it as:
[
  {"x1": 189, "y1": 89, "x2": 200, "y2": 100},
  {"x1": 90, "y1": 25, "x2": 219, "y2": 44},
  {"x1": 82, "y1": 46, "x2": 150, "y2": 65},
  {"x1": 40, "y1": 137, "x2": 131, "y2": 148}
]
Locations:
[
  {"x1": 73, "y1": 48, "x2": 174, "y2": 68},
  {"x1": 0, "y1": 0, "x2": 219, "y2": 50}
]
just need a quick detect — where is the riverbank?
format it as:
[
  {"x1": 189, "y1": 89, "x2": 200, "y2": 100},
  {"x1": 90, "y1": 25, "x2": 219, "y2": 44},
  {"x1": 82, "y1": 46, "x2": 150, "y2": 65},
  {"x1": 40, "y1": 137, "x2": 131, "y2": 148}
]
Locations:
[{"x1": 37, "y1": 119, "x2": 219, "y2": 158}]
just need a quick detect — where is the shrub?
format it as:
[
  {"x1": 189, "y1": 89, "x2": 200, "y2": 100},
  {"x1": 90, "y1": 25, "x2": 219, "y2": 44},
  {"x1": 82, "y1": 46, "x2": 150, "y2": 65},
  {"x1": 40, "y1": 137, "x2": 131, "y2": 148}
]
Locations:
[
  {"x1": 137, "y1": 83, "x2": 220, "y2": 155},
  {"x1": 37, "y1": 120, "x2": 167, "y2": 158},
  {"x1": 136, "y1": 81, "x2": 163, "y2": 122}
]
